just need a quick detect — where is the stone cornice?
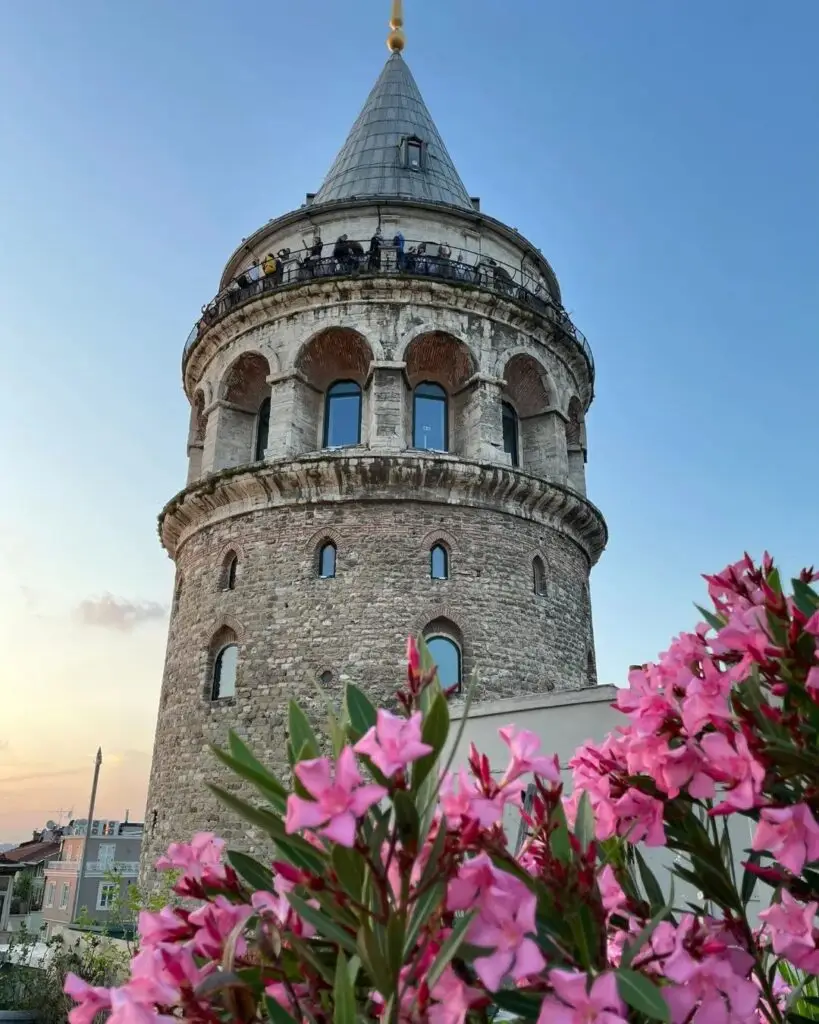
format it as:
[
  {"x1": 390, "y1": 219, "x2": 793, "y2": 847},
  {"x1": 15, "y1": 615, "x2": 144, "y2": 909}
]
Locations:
[
  {"x1": 159, "y1": 453, "x2": 608, "y2": 566},
  {"x1": 183, "y1": 275, "x2": 593, "y2": 409}
]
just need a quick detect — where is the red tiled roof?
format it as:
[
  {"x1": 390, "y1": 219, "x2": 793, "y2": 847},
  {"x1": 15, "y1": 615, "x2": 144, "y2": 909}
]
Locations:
[{"x1": 0, "y1": 841, "x2": 61, "y2": 865}]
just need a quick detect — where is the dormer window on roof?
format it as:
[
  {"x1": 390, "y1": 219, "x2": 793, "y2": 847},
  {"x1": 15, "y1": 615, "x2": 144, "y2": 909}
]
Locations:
[{"x1": 404, "y1": 136, "x2": 424, "y2": 170}]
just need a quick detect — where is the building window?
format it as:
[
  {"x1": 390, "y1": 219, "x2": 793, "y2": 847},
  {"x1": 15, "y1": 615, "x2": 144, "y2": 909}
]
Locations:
[
  {"x1": 172, "y1": 574, "x2": 183, "y2": 617},
  {"x1": 59, "y1": 883, "x2": 70, "y2": 910},
  {"x1": 533, "y1": 556, "x2": 547, "y2": 597},
  {"x1": 413, "y1": 382, "x2": 448, "y2": 452},
  {"x1": 502, "y1": 402, "x2": 519, "y2": 467},
  {"x1": 211, "y1": 644, "x2": 239, "y2": 700},
  {"x1": 324, "y1": 380, "x2": 362, "y2": 448},
  {"x1": 319, "y1": 542, "x2": 337, "y2": 579},
  {"x1": 254, "y1": 396, "x2": 271, "y2": 462},
  {"x1": 220, "y1": 551, "x2": 238, "y2": 591},
  {"x1": 45, "y1": 882, "x2": 55, "y2": 908},
  {"x1": 426, "y1": 635, "x2": 462, "y2": 695},
  {"x1": 407, "y1": 138, "x2": 423, "y2": 169},
  {"x1": 430, "y1": 544, "x2": 449, "y2": 580},
  {"x1": 96, "y1": 882, "x2": 117, "y2": 911}
]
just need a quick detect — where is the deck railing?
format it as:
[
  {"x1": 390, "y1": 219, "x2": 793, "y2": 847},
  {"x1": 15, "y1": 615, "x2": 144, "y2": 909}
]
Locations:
[{"x1": 183, "y1": 240, "x2": 594, "y2": 379}]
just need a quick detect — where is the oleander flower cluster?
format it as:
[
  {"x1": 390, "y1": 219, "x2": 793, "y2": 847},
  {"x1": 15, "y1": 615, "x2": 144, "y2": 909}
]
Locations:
[{"x1": 66, "y1": 555, "x2": 819, "y2": 1024}]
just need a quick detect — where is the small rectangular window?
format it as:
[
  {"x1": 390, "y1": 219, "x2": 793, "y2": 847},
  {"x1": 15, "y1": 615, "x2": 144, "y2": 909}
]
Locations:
[
  {"x1": 46, "y1": 882, "x2": 55, "y2": 908},
  {"x1": 59, "y1": 883, "x2": 70, "y2": 910},
  {"x1": 407, "y1": 140, "x2": 422, "y2": 169},
  {"x1": 96, "y1": 882, "x2": 117, "y2": 911}
]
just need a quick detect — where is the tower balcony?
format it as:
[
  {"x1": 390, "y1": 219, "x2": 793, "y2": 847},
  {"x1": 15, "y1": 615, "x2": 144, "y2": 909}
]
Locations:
[{"x1": 182, "y1": 240, "x2": 594, "y2": 383}]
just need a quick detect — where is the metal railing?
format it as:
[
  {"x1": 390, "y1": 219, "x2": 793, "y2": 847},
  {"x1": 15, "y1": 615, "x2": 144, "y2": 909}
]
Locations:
[
  {"x1": 85, "y1": 860, "x2": 139, "y2": 875},
  {"x1": 183, "y1": 239, "x2": 594, "y2": 377},
  {"x1": 46, "y1": 859, "x2": 80, "y2": 871}
]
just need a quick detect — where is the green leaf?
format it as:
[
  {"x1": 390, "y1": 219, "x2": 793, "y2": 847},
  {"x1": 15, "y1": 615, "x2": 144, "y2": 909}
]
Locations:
[
  {"x1": 211, "y1": 741, "x2": 288, "y2": 813},
  {"x1": 288, "y1": 701, "x2": 321, "y2": 761},
  {"x1": 357, "y1": 924, "x2": 392, "y2": 997},
  {"x1": 227, "y1": 731, "x2": 289, "y2": 798},
  {"x1": 345, "y1": 684, "x2": 377, "y2": 738},
  {"x1": 393, "y1": 790, "x2": 421, "y2": 851},
  {"x1": 411, "y1": 692, "x2": 450, "y2": 793},
  {"x1": 426, "y1": 911, "x2": 475, "y2": 989},
  {"x1": 574, "y1": 791, "x2": 595, "y2": 851},
  {"x1": 549, "y1": 821, "x2": 571, "y2": 864},
  {"x1": 695, "y1": 603, "x2": 726, "y2": 633},
  {"x1": 634, "y1": 848, "x2": 666, "y2": 912},
  {"x1": 286, "y1": 893, "x2": 358, "y2": 954},
  {"x1": 616, "y1": 968, "x2": 670, "y2": 1022},
  {"x1": 404, "y1": 882, "x2": 444, "y2": 955},
  {"x1": 386, "y1": 915, "x2": 405, "y2": 974},
  {"x1": 490, "y1": 989, "x2": 543, "y2": 1019},
  {"x1": 227, "y1": 850, "x2": 274, "y2": 892},
  {"x1": 331, "y1": 845, "x2": 365, "y2": 901},
  {"x1": 333, "y1": 952, "x2": 356, "y2": 1024},
  {"x1": 792, "y1": 578, "x2": 819, "y2": 616},
  {"x1": 265, "y1": 995, "x2": 300, "y2": 1024},
  {"x1": 620, "y1": 903, "x2": 670, "y2": 969},
  {"x1": 741, "y1": 850, "x2": 762, "y2": 906}
]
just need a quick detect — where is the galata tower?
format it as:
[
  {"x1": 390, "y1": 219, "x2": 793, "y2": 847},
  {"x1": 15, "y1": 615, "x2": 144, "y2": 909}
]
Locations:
[{"x1": 141, "y1": 5, "x2": 607, "y2": 873}]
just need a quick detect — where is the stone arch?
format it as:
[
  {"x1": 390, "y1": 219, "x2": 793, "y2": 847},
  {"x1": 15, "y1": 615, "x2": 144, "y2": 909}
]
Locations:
[
  {"x1": 304, "y1": 527, "x2": 343, "y2": 553},
  {"x1": 421, "y1": 615, "x2": 464, "y2": 695},
  {"x1": 419, "y1": 527, "x2": 459, "y2": 554},
  {"x1": 206, "y1": 615, "x2": 247, "y2": 645},
  {"x1": 494, "y1": 345, "x2": 558, "y2": 402},
  {"x1": 502, "y1": 354, "x2": 553, "y2": 416},
  {"x1": 211, "y1": 352, "x2": 272, "y2": 472},
  {"x1": 566, "y1": 396, "x2": 587, "y2": 496},
  {"x1": 218, "y1": 548, "x2": 239, "y2": 591},
  {"x1": 403, "y1": 331, "x2": 477, "y2": 391},
  {"x1": 501, "y1": 353, "x2": 565, "y2": 479},
  {"x1": 405, "y1": 331, "x2": 478, "y2": 456},
  {"x1": 206, "y1": 624, "x2": 240, "y2": 702},
  {"x1": 532, "y1": 555, "x2": 547, "y2": 597},
  {"x1": 292, "y1": 328, "x2": 374, "y2": 453},
  {"x1": 186, "y1": 390, "x2": 207, "y2": 483}
]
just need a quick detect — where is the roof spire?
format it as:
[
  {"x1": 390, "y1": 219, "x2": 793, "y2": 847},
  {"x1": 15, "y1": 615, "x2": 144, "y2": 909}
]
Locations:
[{"x1": 387, "y1": 0, "x2": 405, "y2": 53}]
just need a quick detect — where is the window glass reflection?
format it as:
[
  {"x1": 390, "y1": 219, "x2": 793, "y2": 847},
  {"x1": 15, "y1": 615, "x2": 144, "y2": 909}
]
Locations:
[
  {"x1": 324, "y1": 381, "x2": 361, "y2": 448},
  {"x1": 413, "y1": 382, "x2": 448, "y2": 451},
  {"x1": 427, "y1": 636, "x2": 461, "y2": 694},
  {"x1": 212, "y1": 644, "x2": 238, "y2": 700},
  {"x1": 431, "y1": 544, "x2": 448, "y2": 580},
  {"x1": 319, "y1": 543, "x2": 337, "y2": 579},
  {"x1": 502, "y1": 402, "x2": 519, "y2": 467}
]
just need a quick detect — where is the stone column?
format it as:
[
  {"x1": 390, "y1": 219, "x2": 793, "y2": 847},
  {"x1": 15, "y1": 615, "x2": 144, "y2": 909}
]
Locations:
[
  {"x1": 568, "y1": 447, "x2": 587, "y2": 496},
  {"x1": 264, "y1": 372, "x2": 321, "y2": 460},
  {"x1": 367, "y1": 361, "x2": 407, "y2": 451},
  {"x1": 186, "y1": 444, "x2": 204, "y2": 484},
  {"x1": 202, "y1": 400, "x2": 255, "y2": 473},
  {"x1": 520, "y1": 410, "x2": 569, "y2": 483},
  {"x1": 455, "y1": 374, "x2": 506, "y2": 463}
]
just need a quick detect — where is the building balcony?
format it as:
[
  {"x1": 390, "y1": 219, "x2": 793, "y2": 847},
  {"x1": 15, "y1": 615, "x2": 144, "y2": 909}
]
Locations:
[
  {"x1": 182, "y1": 240, "x2": 594, "y2": 381},
  {"x1": 46, "y1": 859, "x2": 80, "y2": 872},
  {"x1": 84, "y1": 860, "x2": 140, "y2": 876}
]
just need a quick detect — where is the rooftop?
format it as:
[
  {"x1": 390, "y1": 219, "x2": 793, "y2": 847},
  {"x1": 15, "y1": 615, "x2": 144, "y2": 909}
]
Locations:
[{"x1": 0, "y1": 839, "x2": 61, "y2": 866}]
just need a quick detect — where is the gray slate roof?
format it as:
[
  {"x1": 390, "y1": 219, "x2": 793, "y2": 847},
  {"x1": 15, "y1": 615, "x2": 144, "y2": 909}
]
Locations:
[{"x1": 312, "y1": 52, "x2": 473, "y2": 211}]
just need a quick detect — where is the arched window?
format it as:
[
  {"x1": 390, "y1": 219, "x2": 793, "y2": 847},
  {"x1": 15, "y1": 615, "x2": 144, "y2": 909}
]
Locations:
[
  {"x1": 430, "y1": 544, "x2": 449, "y2": 580},
  {"x1": 254, "y1": 396, "x2": 271, "y2": 462},
  {"x1": 533, "y1": 556, "x2": 546, "y2": 597},
  {"x1": 502, "y1": 402, "x2": 519, "y2": 467},
  {"x1": 211, "y1": 644, "x2": 238, "y2": 700},
  {"x1": 172, "y1": 574, "x2": 183, "y2": 616},
  {"x1": 587, "y1": 651, "x2": 597, "y2": 684},
  {"x1": 324, "y1": 380, "x2": 362, "y2": 448},
  {"x1": 413, "y1": 382, "x2": 448, "y2": 452},
  {"x1": 427, "y1": 635, "x2": 462, "y2": 695},
  {"x1": 319, "y1": 542, "x2": 337, "y2": 579},
  {"x1": 220, "y1": 552, "x2": 238, "y2": 591}
]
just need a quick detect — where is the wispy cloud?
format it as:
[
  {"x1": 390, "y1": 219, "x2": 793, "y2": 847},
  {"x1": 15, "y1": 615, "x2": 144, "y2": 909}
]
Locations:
[{"x1": 74, "y1": 594, "x2": 167, "y2": 632}]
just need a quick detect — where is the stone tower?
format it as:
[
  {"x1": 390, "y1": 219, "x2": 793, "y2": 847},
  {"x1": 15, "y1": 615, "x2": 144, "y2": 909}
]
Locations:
[{"x1": 140, "y1": 21, "x2": 607, "y2": 872}]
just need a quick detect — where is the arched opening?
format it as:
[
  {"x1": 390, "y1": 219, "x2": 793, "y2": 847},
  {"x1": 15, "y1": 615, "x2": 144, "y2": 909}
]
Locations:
[
  {"x1": 502, "y1": 401, "x2": 520, "y2": 467},
  {"x1": 502, "y1": 354, "x2": 553, "y2": 476},
  {"x1": 254, "y1": 396, "x2": 271, "y2": 462},
  {"x1": 423, "y1": 617, "x2": 463, "y2": 696},
  {"x1": 215, "y1": 352, "x2": 272, "y2": 471},
  {"x1": 533, "y1": 556, "x2": 547, "y2": 597},
  {"x1": 430, "y1": 543, "x2": 449, "y2": 580},
  {"x1": 220, "y1": 551, "x2": 238, "y2": 591},
  {"x1": 413, "y1": 382, "x2": 448, "y2": 451},
  {"x1": 405, "y1": 332, "x2": 477, "y2": 455},
  {"x1": 324, "y1": 380, "x2": 362, "y2": 448},
  {"x1": 318, "y1": 541, "x2": 337, "y2": 579},
  {"x1": 209, "y1": 626, "x2": 239, "y2": 701},
  {"x1": 296, "y1": 329, "x2": 373, "y2": 454}
]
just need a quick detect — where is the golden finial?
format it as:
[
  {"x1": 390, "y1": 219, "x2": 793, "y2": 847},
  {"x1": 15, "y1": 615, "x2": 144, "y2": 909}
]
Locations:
[{"x1": 387, "y1": 0, "x2": 405, "y2": 52}]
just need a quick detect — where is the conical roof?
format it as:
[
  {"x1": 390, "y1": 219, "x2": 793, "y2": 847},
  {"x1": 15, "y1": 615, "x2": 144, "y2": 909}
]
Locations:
[{"x1": 312, "y1": 51, "x2": 473, "y2": 210}]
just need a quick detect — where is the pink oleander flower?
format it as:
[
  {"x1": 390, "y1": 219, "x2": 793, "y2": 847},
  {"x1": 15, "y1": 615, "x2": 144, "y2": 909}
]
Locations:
[
  {"x1": 616, "y1": 666, "x2": 676, "y2": 736},
  {"x1": 429, "y1": 966, "x2": 483, "y2": 1024},
  {"x1": 537, "y1": 969, "x2": 628, "y2": 1024},
  {"x1": 448, "y1": 852, "x2": 506, "y2": 911},
  {"x1": 127, "y1": 949, "x2": 182, "y2": 1007},
  {"x1": 807, "y1": 664, "x2": 819, "y2": 697},
  {"x1": 663, "y1": 954, "x2": 760, "y2": 1024},
  {"x1": 252, "y1": 877, "x2": 317, "y2": 937},
  {"x1": 354, "y1": 709, "x2": 433, "y2": 777},
  {"x1": 64, "y1": 974, "x2": 112, "y2": 1024},
  {"x1": 188, "y1": 895, "x2": 252, "y2": 959},
  {"x1": 137, "y1": 906, "x2": 192, "y2": 948},
  {"x1": 598, "y1": 865, "x2": 627, "y2": 916},
  {"x1": 752, "y1": 803, "x2": 819, "y2": 875},
  {"x1": 407, "y1": 635, "x2": 421, "y2": 673},
  {"x1": 658, "y1": 741, "x2": 715, "y2": 800},
  {"x1": 759, "y1": 890, "x2": 818, "y2": 961},
  {"x1": 285, "y1": 746, "x2": 387, "y2": 847},
  {"x1": 439, "y1": 769, "x2": 511, "y2": 828},
  {"x1": 467, "y1": 888, "x2": 545, "y2": 991},
  {"x1": 680, "y1": 660, "x2": 735, "y2": 736},
  {"x1": 107, "y1": 986, "x2": 176, "y2": 1024},
  {"x1": 613, "y1": 789, "x2": 666, "y2": 846},
  {"x1": 155, "y1": 831, "x2": 228, "y2": 885},
  {"x1": 699, "y1": 732, "x2": 764, "y2": 812},
  {"x1": 803, "y1": 610, "x2": 819, "y2": 635},
  {"x1": 498, "y1": 725, "x2": 560, "y2": 783}
]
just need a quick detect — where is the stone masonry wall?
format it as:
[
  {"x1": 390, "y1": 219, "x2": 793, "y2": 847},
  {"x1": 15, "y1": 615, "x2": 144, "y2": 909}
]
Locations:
[{"x1": 141, "y1": 498, "x2": 594, "y2": 875}]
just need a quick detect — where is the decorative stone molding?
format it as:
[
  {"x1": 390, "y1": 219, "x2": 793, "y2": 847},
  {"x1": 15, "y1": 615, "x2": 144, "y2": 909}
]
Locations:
[
  {"x1": 419, "y1": 528, "x2": 460, "y2": 554},
  {"x1": 206, "y1": 615, "x2": 247, "y2": 644},
  {"x1": 412, "y1": 604, "x2": 464, "y2": 638},
  {"x1": 159, "y1": 453, "x2": 607, "y2": 565},
  {"x1": 303, "y1": 526, "x2": 344, "y2": 554}
]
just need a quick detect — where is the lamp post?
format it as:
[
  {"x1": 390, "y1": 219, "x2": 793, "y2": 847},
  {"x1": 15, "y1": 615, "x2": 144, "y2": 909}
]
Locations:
[{"x1": 71, "y1": 747, "x2": 102, "y2": 923}]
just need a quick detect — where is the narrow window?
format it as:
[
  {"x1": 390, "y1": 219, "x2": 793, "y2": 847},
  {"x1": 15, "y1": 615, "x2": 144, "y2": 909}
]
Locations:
[
  {"x1": 533, "y1": 556, "x2": 546, "y2": 597},
  {"x1": 587, "y1": 651, "x2": 597, "y2": 684},
  {"x1": 413, "y1": 382, "x2": 448, "y2": 451},
  {"x1": 59, "y1": 883, "x2": 70, "y2": 910},
  {"x1": 172, "y1": 574, "x2": 183, "y2": 616},
  {"x1": 211, "y1": 644, "x2": 238, "y2": 700},
  {"x1": 224, "y1": 554, "x2": 238, "y2": 591},
  {"x1": 324, "y1": 380, "x2": 362, "y2": 448},
  {"x1": 46, "y1": 882, "x2": 55, "y2": 907},
  {"x1": 407, "y1": 139, "x2": 423, "y2": 169},
  {"x1": 254, "y1": 396, "x2": 271, "y2": 461},
  {"x1": 426, "y1": 636, "x2": 462, "y2": 695},
  {"x1": 319, "y1": 542, "x2": 337, "y2": 579},
  {"x1": 96, "y1": 882, "x2": 117, "y2": 911},
  {"x1": 502, "y1": 401, "x2": 519, "y2": 467},
  {"x1": 430, "y1": 544, "x2": 449, "y2": 580}
]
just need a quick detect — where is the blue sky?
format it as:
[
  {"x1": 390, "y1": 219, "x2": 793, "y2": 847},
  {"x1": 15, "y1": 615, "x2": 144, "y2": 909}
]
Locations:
[{"x1": 0, "y1": 1, "x2": 816, "y2": 839}]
